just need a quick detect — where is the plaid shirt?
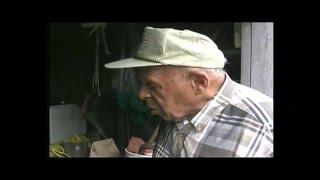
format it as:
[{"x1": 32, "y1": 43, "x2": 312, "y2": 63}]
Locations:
[{"x1": 153, "y1": 74, "x2": 273, "y2": 157}]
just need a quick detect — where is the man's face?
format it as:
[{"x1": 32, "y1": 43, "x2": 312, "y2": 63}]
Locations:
[{"x1": 137, "y1": 66, "x2": 195, "y2": 121}]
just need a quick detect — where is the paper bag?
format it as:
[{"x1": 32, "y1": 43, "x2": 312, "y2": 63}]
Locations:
[{"x1": 89, "y1": 138, "x2": 121, "y2": 157}]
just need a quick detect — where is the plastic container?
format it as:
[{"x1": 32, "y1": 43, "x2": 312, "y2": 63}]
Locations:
[{"x1": 124, "y1": 148, "x2": 152, "y2": 158}]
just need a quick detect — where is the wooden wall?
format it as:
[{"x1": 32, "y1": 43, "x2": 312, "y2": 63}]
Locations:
[{"x1": 241, "y1": 22, "x2": 273, "y2": 98}]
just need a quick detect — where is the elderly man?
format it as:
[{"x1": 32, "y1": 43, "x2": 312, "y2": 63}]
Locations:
[{"x1": 104, "y1": 26, "x2": 273, "y2": 157}]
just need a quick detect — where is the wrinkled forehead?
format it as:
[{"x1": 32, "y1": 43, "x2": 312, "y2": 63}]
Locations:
[{"x1": 135, "y1": 66, "x2": 172, "y2": 82}]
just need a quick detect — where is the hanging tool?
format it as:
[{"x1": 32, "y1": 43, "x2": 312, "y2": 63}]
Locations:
[{"x1": 81, "y1": 22, "x2": 111, "y2": 97}]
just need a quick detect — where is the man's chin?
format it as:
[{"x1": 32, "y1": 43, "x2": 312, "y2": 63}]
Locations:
[
  {"x1": 150, "y1": 109, "x2": 158, "y2": 114},
  {"x1": 160, "y1": 115, "x2": 179, "y2": 122},
  {"x1": 151, "y1": 113, "x2": 171, "y2": 121},
  {"x1": 149, "y1": 111, "x2": 177, "y2": 122},
  {"x1": 171, "y1": 115, "x2": 190, "y2": 123}
]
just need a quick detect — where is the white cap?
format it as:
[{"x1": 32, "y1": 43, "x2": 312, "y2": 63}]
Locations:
[{"x1": 104, "y1": 26, "x2": 226, "y2": 69}]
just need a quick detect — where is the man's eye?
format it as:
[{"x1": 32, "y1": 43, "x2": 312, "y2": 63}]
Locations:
[{"x1": 149, "y1": 85, "x2": 159, "y2": 92}]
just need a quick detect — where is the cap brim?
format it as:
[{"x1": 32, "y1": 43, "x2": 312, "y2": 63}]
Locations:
[{"x1": 104, "y1": 58, "x2": 162, "y2": 69}]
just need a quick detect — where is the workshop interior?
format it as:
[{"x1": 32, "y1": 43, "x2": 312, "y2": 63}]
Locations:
[{"x1": 49, "y1": 22, "x2": 243, "y2": 158}]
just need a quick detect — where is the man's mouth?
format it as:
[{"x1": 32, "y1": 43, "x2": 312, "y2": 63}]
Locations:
[
  {"x1": 146, "y1": 103, "x2": 155, "y2": 110},
  {"x1": 146, "y1": 103, "x2": 158, "y2": 115},
  {"x1": 149, "y1": 108, "x2": 157, "y2": 115}
]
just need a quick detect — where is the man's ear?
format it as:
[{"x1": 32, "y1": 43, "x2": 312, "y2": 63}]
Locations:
[{"x1": 188, "y1": 70, "x2": 209, "y2": 95}]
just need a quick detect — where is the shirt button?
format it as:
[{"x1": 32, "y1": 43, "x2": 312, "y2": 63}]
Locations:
[{"x1": 197, "y1": 125, "x2": 204, "y2": 132}]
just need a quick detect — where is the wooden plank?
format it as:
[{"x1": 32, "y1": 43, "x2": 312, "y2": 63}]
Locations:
[
  {"x1": 251, "y1": 23, "x2": 273, "y2": 98},
  {"x1": 241, "y1": 23, "x2": 252, "y2": 87}
]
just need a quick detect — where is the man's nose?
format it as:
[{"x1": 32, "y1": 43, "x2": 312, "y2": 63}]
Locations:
[{"x1": 138, "y1": 86, "x2": 151, "y2": 100}]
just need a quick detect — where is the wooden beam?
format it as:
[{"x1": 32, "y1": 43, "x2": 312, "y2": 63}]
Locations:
[
  {"x1": 251, "y1": 23, "x2": 273, "y2": 98},
  {"x1": 241, "y1": 23, "x2": 252, "y2": 87},
  {"x1": 241, "y1": 22, "x2": 273, "y2": 98}
]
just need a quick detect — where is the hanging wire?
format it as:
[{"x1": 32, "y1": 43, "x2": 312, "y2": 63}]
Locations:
[
  {"x1": 81, "y1": 22, "x2": 110, "y2": 97},
  {"x1": 92, "y1": 30, "x2": 101, "y2": 97}
]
